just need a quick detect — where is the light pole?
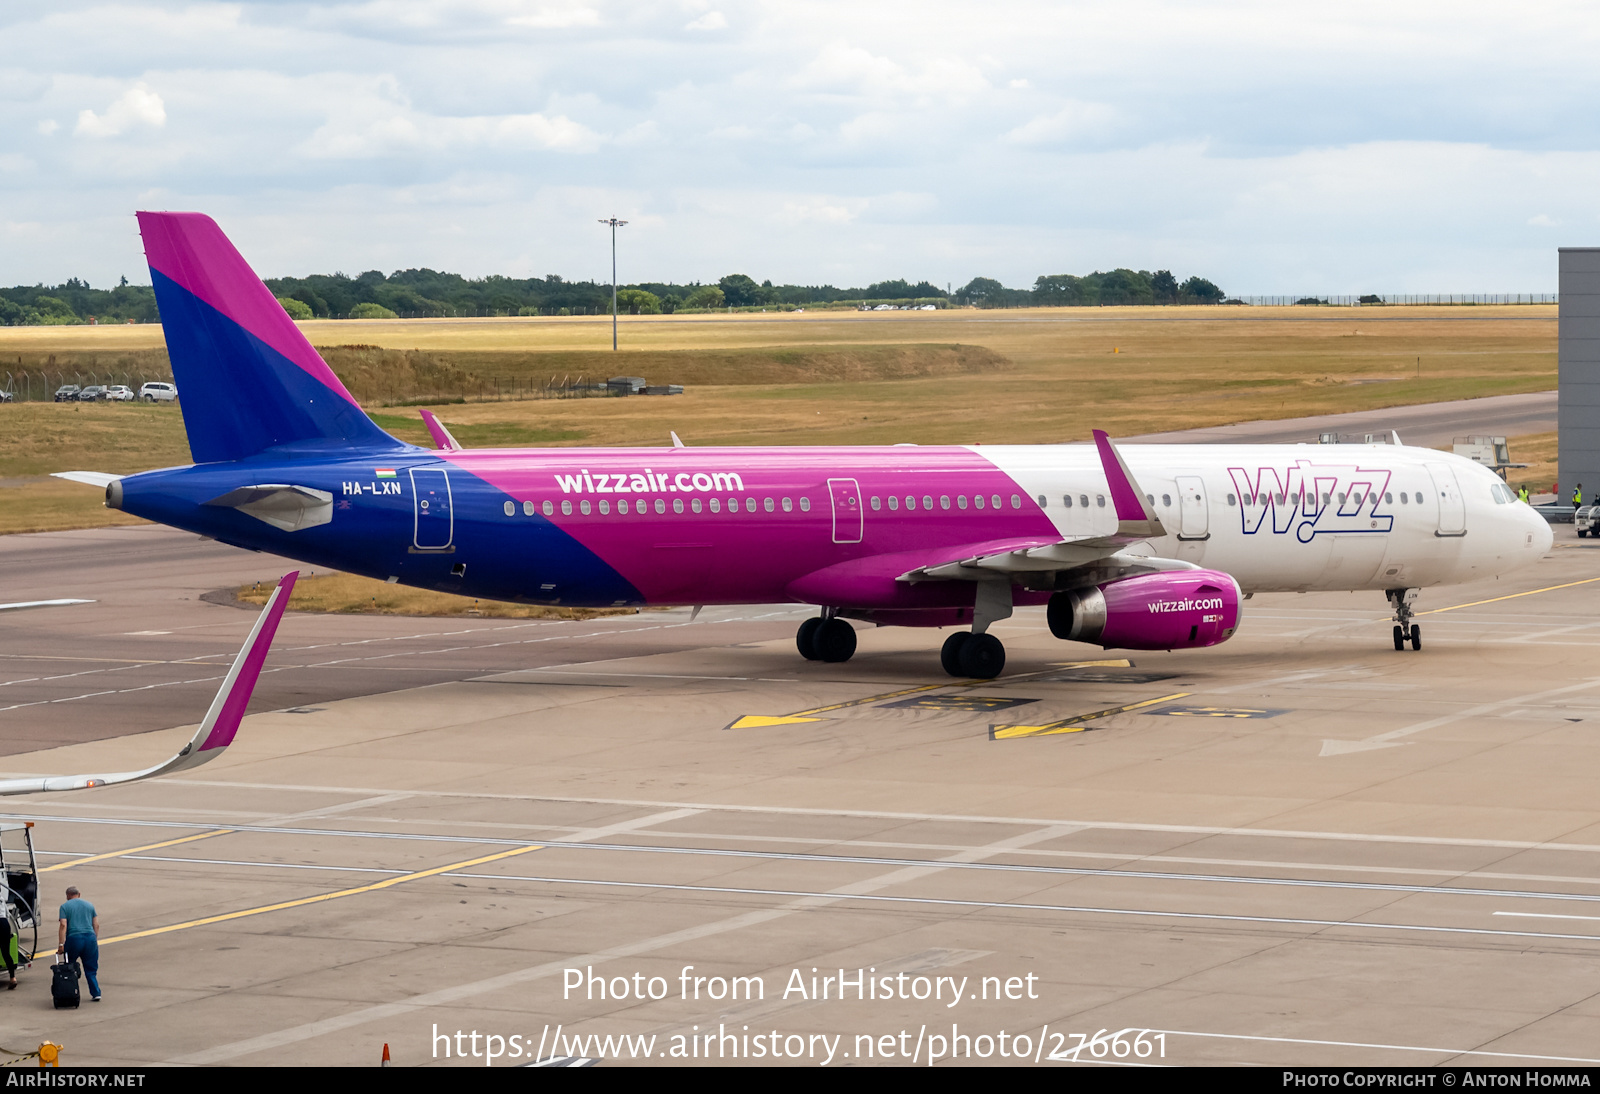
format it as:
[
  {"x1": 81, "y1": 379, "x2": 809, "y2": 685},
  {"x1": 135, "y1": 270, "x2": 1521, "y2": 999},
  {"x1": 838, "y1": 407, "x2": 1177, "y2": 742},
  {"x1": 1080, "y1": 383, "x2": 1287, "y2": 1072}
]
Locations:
[{"x1": 598, "y1": 217, "x2": 628, "y2": 350}]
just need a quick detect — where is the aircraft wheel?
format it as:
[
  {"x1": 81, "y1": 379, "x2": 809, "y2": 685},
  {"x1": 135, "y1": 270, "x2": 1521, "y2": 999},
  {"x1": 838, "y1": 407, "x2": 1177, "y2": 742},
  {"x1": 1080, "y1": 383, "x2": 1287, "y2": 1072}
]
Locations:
[
  {"x1": 813, "y1": 618, "x2": 857, "y2": 663},
  {"x1": 1580, "y1": 529, "x2": 1589, "y2": 539},
  {"x1": 1410, "y1": 624, "x2": 1422, "y2": 651},
  {"x1": 940, "y1": 632, "x2": 970, "y2": 676},
  {"x1": 958, "y1": 632, "x2": 1005, "y2": 679},
  {"x1": 1393, "y1": 625, "x2": 1405, "y2": 651},
  {"x1": 796, "y1": 617, "x2": 823, "y2": 660}
]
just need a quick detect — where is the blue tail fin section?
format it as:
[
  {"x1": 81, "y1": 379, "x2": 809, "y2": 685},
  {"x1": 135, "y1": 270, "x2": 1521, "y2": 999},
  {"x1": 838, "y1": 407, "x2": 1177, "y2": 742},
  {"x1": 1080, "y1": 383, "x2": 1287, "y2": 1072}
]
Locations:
[{"x1": 139, "y1": 211, "x2": 405, "y2": 463}]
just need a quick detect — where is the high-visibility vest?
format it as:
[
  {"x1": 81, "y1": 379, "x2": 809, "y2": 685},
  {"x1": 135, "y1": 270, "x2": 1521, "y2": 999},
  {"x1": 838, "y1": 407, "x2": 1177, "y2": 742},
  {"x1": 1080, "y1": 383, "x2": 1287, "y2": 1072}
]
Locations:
[
  {"x1": 1518, "y1": 487, "x2": 1529, "y2": 502},
  {"x1": 1575, "y1": 488, "x2": 1584, "y2": 506}
]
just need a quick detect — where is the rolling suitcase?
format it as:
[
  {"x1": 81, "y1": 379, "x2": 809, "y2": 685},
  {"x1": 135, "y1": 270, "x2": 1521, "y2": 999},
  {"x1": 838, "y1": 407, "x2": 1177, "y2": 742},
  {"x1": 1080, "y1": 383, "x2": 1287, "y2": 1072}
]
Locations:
[{"x1": 51, "y1": 955, "x2": 79, "y2": 1009}]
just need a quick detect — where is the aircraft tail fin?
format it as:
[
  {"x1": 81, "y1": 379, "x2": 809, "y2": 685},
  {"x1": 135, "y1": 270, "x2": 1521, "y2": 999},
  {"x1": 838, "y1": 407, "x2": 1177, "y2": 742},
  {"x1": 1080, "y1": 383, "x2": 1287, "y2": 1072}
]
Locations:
[{"x1": 138, "y1": 212, "x2": 404, "y2": 463}]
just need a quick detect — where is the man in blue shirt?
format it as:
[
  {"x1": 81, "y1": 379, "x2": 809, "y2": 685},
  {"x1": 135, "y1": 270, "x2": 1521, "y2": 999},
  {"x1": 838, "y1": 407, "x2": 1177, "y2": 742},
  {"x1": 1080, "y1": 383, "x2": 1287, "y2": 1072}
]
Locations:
[{"x1": 57, "y1": 887, "x2": 100, "y2": 1001}]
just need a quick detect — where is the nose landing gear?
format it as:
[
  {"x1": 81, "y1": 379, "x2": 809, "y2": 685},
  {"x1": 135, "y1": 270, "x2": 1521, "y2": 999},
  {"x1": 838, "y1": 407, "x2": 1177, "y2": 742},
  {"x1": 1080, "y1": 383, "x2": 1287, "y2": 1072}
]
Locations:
[{"x1": 1387, "y1": 588, "x2": 1421, "y2": 651}]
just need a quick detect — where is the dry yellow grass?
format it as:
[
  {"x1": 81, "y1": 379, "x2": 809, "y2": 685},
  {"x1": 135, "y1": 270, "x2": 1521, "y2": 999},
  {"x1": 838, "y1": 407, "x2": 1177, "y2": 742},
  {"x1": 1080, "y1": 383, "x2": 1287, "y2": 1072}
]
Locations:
[
  {"x1": 1505, "y1": 431, "x2": 1558, "y2": 496},
  {"x1": 234, "y1": 569, "x2": 635, "y2": 619},
  {"x1": 0, "y1": 307, "x2": 1558, "y2": 534}
]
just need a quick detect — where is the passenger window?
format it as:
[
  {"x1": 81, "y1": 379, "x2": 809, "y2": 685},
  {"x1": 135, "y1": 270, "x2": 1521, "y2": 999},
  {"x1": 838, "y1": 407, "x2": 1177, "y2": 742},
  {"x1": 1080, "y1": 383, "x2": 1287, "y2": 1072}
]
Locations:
[
  {"x1": 943, "y1": 496, "x2": 953, "y2": 510},
  {"x1": 1063, "y1": 495, "x2": 1073, "y2": 508},
  {"x1": 503, "y1": 500, "x2": 515, "y2": 516},
  {"x1": 1275, "y1": 493, "x2": 1284, "y2": 505},
  {"x1": 1145, "y1": 494, "x2": 1154, "y2": 506},
  {"x1": 1338, "y1": 493, "x2": 1346, "y2": 504},
  {"x1": 1095, "y1": 495, "x2": 1104, "y2": 508},
  {"x1": 1078, "y1": 494, "x2": 1088, "y2": 508},
  {"x1": 800, "y1": 497, "x2": 811, "y2": 512},
  {"x1": 581, "y1": 500, "x2": 592, "y2": 515},
  {"x1": 692, "y1": 498, "x2": 702, "y2": 513},
  {"x1": 974, "y1": 494, "x2": 985, "y2": 509},
  {"x1": 1385, "y1": 492, "x2": 1393, "y2": 504},
  {"x1": 561, "y1": 500, "x2": 572, "y2": 516},
  {"x1": 888, "y1": 495, "x2": 899, "y2": 511},
  {"x1": 1035, "y1": 495, "x2": 1045, "y2": 508},
  {"x1": 764, "y1": 497, "x2": 775, "y2": 512},
  {"x1": 871, "y1": 496, "x2": 882, "y2": 511},
  {"x1": 673, "y1": 498, "x2": 683, "y2": 513},
  {"x1": 656, "y1": 499, "x2": 667, "y2": 514},
  {"x1": 745, "y1": 497, "x2": 756, "y2": 512},
  {"x1": 906, "y1": 496, "x2": 917, "y2": 511},
  {"x1": 523, "y1": 500, "x2": 535, "y2": 516},
  {"x1": 600, "y1": 500, "x2": 611, "y2": 515},
  {"x1": 1162, "y1": 494, "x2": 1171, "y2": 507},
  {"x1": 710, "y1": 497, "x2": 721, "y2": 513},
  {"x1": 1322, "y1": 492, "x2": 1331, "y2": 504},
  {"x1": 923, "y1": 495, "x2": 933, "y2": 509},
  {"x1": 1013, "y1": 495, "x2": 1023, "y2": 509},
  {"x1": 782, "y1": 497, "x2": 793, "y2": 512},
  {"x1": 958, "y1": 495, "x2": 968, "y2": 510},
  {"x1": 1227, "y1": 493, "x2": 1236, "y2": 506},
  {"x1": 543, "y1": 500, "x2": 554, "y2": 516}
]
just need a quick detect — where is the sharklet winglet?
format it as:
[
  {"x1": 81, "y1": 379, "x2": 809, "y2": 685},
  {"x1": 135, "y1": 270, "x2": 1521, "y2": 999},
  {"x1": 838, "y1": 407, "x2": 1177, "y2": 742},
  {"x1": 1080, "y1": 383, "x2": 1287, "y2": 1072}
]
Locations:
[
  {"x1": 0, "y1": 572, "x2": 298, "y2": 797},
  {"x1": 1093, "y1": 429, "x2": 1168, "y2": 540},
  {"x1": 419, "y1": 409, "x2": 460, "y2": 451}
]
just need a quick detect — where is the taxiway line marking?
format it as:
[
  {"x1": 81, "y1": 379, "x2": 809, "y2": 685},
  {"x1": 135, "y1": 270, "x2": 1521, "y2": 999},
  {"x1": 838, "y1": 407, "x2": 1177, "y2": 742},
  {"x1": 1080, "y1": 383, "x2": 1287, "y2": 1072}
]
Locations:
[
  {"x1": 442, "y1": 871, "x2": 1600, "y2": 943},
  {"x1": 726, "y1": 659, "x2": 1137, "y2": 730},
  {"x1": 990, "y1": 692, "x2": 1191, "y2": 739},
  {"x1": 1493, "y1": 911, "x2": 1600, "y2": 921},
  {"x1": 1418, "y1": 575, "x2": 1600, "y2": 616},
  {"x1": 98, "y1": 844, "x2": 541, "y2": 945},
  {"x1": 40, "y1": 829, "x2": 231, "y2": 873}
]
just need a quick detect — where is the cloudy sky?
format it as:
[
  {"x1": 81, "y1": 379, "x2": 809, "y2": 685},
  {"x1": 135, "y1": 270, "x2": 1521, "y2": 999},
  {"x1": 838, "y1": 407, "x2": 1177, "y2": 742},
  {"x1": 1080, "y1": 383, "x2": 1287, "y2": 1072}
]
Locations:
[{"x1": 3, "y1": 1, "x2": 1597, "y2": 292}]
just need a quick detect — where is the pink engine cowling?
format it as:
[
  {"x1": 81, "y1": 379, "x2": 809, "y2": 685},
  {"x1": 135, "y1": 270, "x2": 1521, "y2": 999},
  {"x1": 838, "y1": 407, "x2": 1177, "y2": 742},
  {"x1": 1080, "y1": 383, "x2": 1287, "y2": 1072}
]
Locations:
[{"x1": 1047, "y1": 570, "x2": 1242, "y2": 651}]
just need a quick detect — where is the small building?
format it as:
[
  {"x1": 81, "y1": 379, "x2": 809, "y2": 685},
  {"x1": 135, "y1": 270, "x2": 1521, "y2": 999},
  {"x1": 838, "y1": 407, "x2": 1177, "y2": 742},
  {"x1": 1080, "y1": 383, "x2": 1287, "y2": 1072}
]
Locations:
[{"x1": 607, "y1": 376, "x2": 647, "y2": 395}]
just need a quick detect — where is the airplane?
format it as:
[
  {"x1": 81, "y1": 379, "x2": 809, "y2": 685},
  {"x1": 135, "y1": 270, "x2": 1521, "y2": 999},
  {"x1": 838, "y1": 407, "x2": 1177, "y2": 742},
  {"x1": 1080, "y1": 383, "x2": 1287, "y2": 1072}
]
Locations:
[
  {"x1": 56, "y1": 213, "x2": 1552, "y2": 679},
  {"x1": 0, "y1": 573, "x2": 296, "y2": 795}
]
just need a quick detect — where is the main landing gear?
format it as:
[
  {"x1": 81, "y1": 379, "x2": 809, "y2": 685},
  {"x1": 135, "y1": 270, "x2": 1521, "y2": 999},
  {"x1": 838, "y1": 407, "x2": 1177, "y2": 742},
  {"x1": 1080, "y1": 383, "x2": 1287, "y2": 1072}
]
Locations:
[
  {"x1": 797, "y1": 613, "x2": 857, "y2": 663},
  {"x1": 1387, "y1": 588, "x2": 1421, "y2": 651},
  {"x1": 940, "y1": 580, "x2": 1014, "y2": 680}
]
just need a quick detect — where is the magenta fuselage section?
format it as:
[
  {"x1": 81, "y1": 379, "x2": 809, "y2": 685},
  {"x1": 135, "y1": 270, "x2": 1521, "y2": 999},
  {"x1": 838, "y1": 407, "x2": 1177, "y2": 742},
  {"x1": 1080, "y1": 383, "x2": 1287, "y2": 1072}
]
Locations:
[
  {"x1": 1096, "y1": 570, "x2": 1242, "y2": 650},
  {"x1": 447, "y1": 445, "x2": 1056, "y2": 608}
]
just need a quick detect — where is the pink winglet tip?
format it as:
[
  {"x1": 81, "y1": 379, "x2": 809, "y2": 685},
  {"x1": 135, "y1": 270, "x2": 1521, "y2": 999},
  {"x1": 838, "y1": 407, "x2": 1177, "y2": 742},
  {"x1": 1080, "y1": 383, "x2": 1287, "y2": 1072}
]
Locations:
[
  {"x1": 1092, "y1": 429, "x2": 1147, "y2": 523},
  {"x1": 196, "y1": 571, "x2": 298, "y2": 754},
  {"x1": 419, "y1": 409, "x2": 455, "y2": 450}
]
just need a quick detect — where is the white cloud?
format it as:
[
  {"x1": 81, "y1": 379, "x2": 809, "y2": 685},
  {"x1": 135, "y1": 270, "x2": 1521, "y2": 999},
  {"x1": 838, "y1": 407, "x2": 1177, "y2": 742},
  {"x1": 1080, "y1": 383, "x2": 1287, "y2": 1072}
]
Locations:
[
  {"x1": 74, "y1": 83, "x2": 165, "y2": 138},
  {"x1": 685, "y1": 11, "x2": 726, "y2": 30},
  {"x1": 1003, "y1": 100, "x2": 1118, "y2": 145},
  {"x1": 37, "y1": 119, "x2": 58, "y2": 136},
  {"x1": 1528, "y1": 214, "x2": 1557, "y2": 227}
]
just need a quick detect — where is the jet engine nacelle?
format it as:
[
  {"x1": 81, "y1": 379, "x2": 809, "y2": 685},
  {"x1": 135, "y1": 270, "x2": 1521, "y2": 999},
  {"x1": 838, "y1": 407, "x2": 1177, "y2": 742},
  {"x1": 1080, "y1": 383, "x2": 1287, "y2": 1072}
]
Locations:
[{"x1": 1048, "y1": 569, "x2": 1242, "y2": 650}]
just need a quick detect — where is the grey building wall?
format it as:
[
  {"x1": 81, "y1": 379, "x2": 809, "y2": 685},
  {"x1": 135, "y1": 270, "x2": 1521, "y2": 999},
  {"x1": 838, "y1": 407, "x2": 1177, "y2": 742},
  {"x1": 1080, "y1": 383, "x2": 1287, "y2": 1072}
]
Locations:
[{"x1": 1560, "y1": 249, "x2": 1600, "y2": 504}]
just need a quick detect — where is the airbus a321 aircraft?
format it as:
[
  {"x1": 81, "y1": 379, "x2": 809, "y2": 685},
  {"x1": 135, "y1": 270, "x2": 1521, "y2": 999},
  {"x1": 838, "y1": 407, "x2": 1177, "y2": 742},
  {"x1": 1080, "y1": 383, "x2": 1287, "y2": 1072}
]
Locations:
[{"x1": 58, "y1": 214, "x2": 1552, "y2": 679}]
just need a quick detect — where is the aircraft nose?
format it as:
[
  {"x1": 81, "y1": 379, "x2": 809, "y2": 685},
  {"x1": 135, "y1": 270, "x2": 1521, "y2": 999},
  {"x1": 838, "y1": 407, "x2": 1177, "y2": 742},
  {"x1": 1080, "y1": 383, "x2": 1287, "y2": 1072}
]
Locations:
[{"x1": 1528, "y1": 506, "x2": 1554, "y2": 553}]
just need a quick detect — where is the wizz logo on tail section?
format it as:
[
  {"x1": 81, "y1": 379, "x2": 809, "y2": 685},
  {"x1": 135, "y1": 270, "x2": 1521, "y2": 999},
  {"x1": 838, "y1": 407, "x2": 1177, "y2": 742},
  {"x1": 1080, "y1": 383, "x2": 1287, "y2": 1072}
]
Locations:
[{"x1": 1228, "y1": 460, "x2": 1393, "y2": 542}]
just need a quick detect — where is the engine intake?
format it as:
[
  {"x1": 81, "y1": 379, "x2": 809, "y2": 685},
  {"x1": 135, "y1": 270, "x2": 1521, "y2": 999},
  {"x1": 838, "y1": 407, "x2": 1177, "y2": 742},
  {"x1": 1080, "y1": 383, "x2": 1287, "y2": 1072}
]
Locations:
[{"x1": 1048, "y1": 569, "x2": 1242, "y2": 650}]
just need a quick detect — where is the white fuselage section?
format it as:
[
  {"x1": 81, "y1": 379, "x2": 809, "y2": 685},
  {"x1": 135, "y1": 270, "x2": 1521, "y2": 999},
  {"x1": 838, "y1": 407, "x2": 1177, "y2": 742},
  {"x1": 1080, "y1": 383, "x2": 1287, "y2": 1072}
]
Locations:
[{"x1": 984, "y1": 443, "x2": 1551, "y2": 592}]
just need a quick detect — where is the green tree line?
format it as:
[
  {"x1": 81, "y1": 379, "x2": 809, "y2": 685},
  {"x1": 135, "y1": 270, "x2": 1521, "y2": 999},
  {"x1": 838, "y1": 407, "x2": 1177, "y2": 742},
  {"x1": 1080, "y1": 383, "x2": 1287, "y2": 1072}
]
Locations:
[{"x1": 0, "y1": 267, "x2": 1228, "y2": 326}]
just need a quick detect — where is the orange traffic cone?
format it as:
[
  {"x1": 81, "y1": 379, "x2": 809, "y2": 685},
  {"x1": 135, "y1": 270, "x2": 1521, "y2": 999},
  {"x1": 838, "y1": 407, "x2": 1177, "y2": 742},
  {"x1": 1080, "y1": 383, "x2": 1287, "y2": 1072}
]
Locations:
[{"x1": 381, "y1": 1043, "x2": 390, "y2": 1067}]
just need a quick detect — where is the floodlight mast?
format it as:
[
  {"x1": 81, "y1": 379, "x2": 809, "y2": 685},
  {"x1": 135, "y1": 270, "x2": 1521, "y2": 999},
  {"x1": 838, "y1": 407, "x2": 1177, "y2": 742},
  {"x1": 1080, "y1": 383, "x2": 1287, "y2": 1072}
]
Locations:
[{"x1": 598, "y1": 217, "x2": 629, "y2": 351}]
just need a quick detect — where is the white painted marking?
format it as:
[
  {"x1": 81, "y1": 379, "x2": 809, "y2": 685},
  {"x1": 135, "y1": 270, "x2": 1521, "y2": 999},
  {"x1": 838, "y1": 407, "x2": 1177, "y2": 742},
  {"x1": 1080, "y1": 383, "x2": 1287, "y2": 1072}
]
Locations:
[
  {"x1": 1493, "y1": 911, "x2": 1600, "y2": 922},
  {"x1": 1321, "y1": 676, "x2": 1600, "y2": 755}
]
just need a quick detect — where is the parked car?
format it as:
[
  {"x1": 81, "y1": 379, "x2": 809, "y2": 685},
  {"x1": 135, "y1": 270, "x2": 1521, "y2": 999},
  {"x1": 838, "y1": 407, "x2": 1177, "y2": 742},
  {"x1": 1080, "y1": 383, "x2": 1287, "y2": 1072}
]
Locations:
[
  {"x1": 53, "y1": 385, "x2": 80, "y2": 402},
  {"x1": 76, "y1": 385, "x2": 108, "y2": 401},
  {"x1": 104, "y1": 385, "x2": 135, "y2": 402},
  {"x1": 138, "y1": 382, "x2": 178, "y2": 404},
  {"x1": 0, "y1": 390, "x2": 13, "y2": 403}
]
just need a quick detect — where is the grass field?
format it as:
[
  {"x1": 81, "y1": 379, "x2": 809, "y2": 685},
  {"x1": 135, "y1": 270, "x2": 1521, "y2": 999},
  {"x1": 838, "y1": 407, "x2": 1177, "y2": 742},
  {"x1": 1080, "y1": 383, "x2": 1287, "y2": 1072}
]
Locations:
[
  {"x1": 0, "y1": 305, "x2": 1559, "y2": 535},
  {"x1": 233, "y1": 570, "x2": 636, "y2": 619}
]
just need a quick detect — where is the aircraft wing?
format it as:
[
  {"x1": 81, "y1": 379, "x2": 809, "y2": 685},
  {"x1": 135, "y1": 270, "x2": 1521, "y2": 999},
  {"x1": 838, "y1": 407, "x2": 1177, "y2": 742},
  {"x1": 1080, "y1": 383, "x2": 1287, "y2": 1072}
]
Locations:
[
  {"x1": 900, "y1": 430, "x2": 1186, "y2": 583},
  {"x1": 0, "y1": 572, "x2": 298, "y2": 796}
]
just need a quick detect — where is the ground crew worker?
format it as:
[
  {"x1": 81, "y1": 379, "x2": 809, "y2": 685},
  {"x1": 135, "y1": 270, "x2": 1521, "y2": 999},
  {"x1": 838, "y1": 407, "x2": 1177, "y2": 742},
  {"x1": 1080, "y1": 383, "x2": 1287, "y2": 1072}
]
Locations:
[
  {"x1": 1575, "y1": 484, "x2": 1584, "y2": 507},
  {"x1": 57, "y1": 887, "x2": 100, "y2": 1001},
  {"x1": 1518, "y1": 485, "x2": 1530, "y2": 503}
]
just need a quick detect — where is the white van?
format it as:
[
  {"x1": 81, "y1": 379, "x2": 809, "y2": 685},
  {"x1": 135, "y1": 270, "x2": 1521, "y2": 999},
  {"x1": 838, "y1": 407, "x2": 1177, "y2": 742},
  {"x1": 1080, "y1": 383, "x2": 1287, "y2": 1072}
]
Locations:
[{"x1": 139, "y1": 382, "x2": 178, "y2": 404}]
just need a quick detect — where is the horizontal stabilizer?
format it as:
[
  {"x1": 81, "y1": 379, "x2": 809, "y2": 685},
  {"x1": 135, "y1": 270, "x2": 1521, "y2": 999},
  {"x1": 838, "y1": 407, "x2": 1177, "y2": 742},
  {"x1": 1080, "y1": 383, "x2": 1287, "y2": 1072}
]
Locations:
[
  {"x1": 205, "y1": 484, "x2": 333, "y2": 532},
  {"x1": 0, "y1": 572, "x2": 297, "y2": 796},
  {"x1": 51, "y1": 471, "x2": 122, "y2": 489}
]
